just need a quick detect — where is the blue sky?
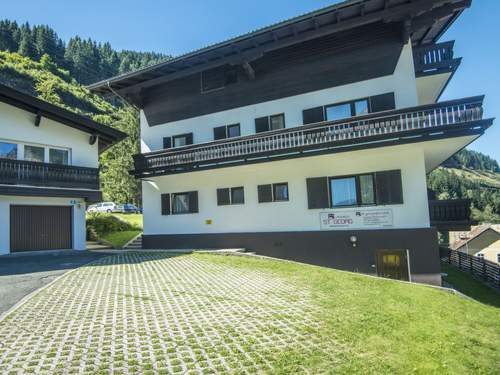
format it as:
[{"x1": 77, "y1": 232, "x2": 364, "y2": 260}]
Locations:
[{"x1": 2, "y1": 0, "x2": 499, "y2": 161}]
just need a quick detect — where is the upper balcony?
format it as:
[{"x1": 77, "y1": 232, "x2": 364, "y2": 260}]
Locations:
[
  {"x1": 0, "y1": 159, "x2": 101, "y2": 201},
  {"x1": 133, "y1": 96, "x2": 493, "y2": 178},
  {"x1": 413, "y1": 41, "x2": 462, "y2": 104},
  {"x1": 429, "y1": 199, "x2": 476, "y2": 231}
]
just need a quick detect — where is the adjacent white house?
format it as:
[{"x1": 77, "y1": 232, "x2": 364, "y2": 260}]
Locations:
[
  {"x1": 0, "y1": 83, "x2": 126, "y2": 255},
  {"x1": 90, "y1": 0, "x2": 494, "y2": 285}
]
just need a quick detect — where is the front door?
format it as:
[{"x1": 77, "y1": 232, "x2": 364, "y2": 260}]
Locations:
[{"x1": 376, "y1": 250, "x2": 410, "y2": 281}]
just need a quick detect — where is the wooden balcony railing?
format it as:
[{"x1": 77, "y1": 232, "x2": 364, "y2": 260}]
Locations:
[
  {"x1": 133, "y1": 96, "x2": 487, "y2": 177},
  {"x1": 413, "y1": 41, "x2": 461, "y2": 77},
  {"x1": 429, "y1": 199, "x2": 475, "y2": 231},
  {"x1": 0, "y1": 159, "x2": 100, "y2": 190}
]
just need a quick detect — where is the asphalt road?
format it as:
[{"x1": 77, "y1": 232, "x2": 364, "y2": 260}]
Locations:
[{"x1": 0, "y1": 251, "x2": 111, "y2": 315}]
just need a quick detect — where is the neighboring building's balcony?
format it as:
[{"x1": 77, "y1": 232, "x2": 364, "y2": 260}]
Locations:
[
  {"x1": 429, "y1": 199, "x2": 475, "y2": 231},
  {"x1": 413, "y1": 41, "x2": 461, "y2": 77},
  {"x1": 133, "y1": 96, "x2": 491, "y2": 178},
  {"x1": 0, "y1": 159, "x2": 101, "y2": 200}
]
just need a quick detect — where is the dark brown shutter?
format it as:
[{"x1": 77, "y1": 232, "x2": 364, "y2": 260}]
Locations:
[
  {"x1": 186, "y1": 133, "x2": 194, "y2": 145},
  {"x1": 375, "y1": 170, "x2": 403, "y2": 205},
  {"x1": 163, "y1": 137, "x2": 172, "y2": 149},
  {"x1": 161, "y1": 194, "x2": 170, "y2": 215},
  {"x1": 188, "y1": 191, "x2": 199, "y2": 213},
  {"x1": 303, "y1": 107, "x2": 325, "y2": 124},
  {"x1": 217, "y1": 188, "x2": 230, "y2": 205},
  {"x1": 258, "y1": 184, "x2": 272, "y2": 203},
  {"x1": 213, "y1": 126, "x2": 227, "y2": 140},
  {"x1": 255, "y1": 117, "x2": 270, "y2": 133},
  {"x1": 306, "y1": 177, "x2": 329, "y2": 209},
  {"x1": 370, "y1": 93, "x2": 395, "y2": 113}
]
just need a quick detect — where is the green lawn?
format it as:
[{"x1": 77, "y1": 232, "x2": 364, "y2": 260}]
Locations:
[
  {"x1": 112, "y1": 213, "x2": 143, "y2": 229},
  {"x1": 194, "y1": 253, "x2": 500, "y2": 374},
  {"x1": 101, "y1": 230, "x2": 142, "y2": 248},
  {"x1": 442, "y1": 263, "x2": 500, "y2": 308}
]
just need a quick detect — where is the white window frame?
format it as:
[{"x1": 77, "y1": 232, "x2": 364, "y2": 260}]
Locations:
[{"x1": 0, "y1": 138, "x2": 72, "y2": 165}]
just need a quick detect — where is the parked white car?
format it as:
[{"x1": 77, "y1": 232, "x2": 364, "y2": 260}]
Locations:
[{"x1": 87, "y1": 202, "x2": 119, "y2": 213}]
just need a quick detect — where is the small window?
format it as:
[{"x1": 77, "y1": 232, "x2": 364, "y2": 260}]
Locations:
[
  {"x1": 354, "y1": 100, "x2": 369, "y2": 116},
  {"x1": 227, "y1": 124, "x2": 241, "y2": 138},
  {"x1": 326, "y1": 103, "x2": 351, "y2": 121},
  {"x1": 270, "y1": 114, "x2": 285, "y2": 130},
  {"x1": 49, "y1": 148, "x2": 69, "y2": 165},
  {"x1": 255, "y1": 114, "x2": 286, "y2": 133},
  {"x1": 497, "y1": 254, "x2": 500, "y2": 263},
  {"x1": 0, "y1": 141, "x2": 17, "y2": 159},
  {"x1": 172, "y1": 133, "x2": 193, "y2": 148},
  {"x1": 330, "y1": 177, "x2": 357, "y2": 207},
  {"x1": 218, "y1": 187, "x2": 245, "y2": 205},
  {"x1": 359, "y1": 174, "x2": 375, "y2": 205},
  {"x1": 477, "y1": 253, "x2": 484, "y2": 260},
  {"x1": 214, "y1": 124, "x2": 240, "y2": 140},
  {"x1": 231, "y1": 187, "x2": 245, "y2": 204},
  {"x1": 273, "y1": 183, "x2": 289, "y2": 202},
  {"x1": 24, "y1": 145, "x2": 45, "y2": 162}
]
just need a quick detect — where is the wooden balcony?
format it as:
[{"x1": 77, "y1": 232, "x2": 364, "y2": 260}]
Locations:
[
  {"x1": 133, "y1": 96, "x2": 491, "y2": 178},
  {"x1": 429, "y1": 199, "x2": 475, "y2": 231},
  {"x1": 0, "y1": 158, "x2": 100, "y2": 191},
  {"x1": 413, "y1": 41, "x2": 461, "y2": 77}
]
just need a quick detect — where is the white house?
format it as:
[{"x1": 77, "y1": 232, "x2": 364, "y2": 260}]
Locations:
[
  {"x1": 0, "y1": 83, "x2": 126, "y2": 255},
  {"x1": 90, "y1": 0, "x2": 494, "y2": 285}
]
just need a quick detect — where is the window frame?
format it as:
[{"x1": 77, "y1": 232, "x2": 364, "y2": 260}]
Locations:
[
  {"x1": 0, "y1": 140, "x2": 18, "y2": 160},
  {"x1": 328, "y1": 173, "x2": 377, "y2": 208},
  {"x1": 172, "y1": 133, "x2": 193, "y2": 148},
  {"x1": 214, "y1": 124, "x2": 241, "y2": 140},
  {"x1": 200, "y1": 66, "x2": 238, "y2": 94},
  {"x1": 324, "y1": 97, "x2": 371, "y2": 122},
  {"x1": 217, "y1": 186, "x2": 245, "y2": 206},
  {"x1": 272, "y1": 182, "x2": 289, "y2": 202},
  {"x1": 171, "y1": 192, "x2": 191, "y2": 215},
  {"x1": 269, "y1": 113, "x2": 286, "y2": 131}
]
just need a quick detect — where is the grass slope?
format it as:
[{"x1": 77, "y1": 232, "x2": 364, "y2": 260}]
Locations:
[{"x1": 195, "y1": 254, "x2": 500, "y2": 374}]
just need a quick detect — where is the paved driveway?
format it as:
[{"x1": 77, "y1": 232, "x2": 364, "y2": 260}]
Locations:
[
  {"x1": 0, "y1": 252, "x2": 327, "y2": 374},
  {"x1": 0, "y1": 251, "x2": 111, "y2": 315}
]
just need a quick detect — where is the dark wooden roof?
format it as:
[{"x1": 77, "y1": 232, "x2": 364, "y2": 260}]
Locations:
[
  {"x1": 88, "y1": 0, "x2": 471, "y2": 96},
  {"x1": 0, "y1": 83, "x2": 126, "y2": 152}
]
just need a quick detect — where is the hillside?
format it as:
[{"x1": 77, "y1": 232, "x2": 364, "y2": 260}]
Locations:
[{"x1": 0, "y1": 50, "x2": 141, "y2": 204}]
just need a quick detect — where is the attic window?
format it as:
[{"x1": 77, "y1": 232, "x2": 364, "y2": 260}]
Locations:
[{"x1": 201, "y1": 66, "x2": 237, "y2": 93}]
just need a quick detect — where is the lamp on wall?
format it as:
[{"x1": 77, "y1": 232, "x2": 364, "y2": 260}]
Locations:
[{"x1": 349, "y1": 235, "x2": 358, "y2": 248}]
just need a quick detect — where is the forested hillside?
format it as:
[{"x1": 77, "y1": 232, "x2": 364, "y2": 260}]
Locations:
[{"x1": 0, "y1": 20, "x2": 168, "y2": 84}]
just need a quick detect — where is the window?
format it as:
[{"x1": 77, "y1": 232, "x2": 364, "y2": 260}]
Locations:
[
  {"x1": 325, "y1": 99, "x2": 369, "y2": 121},
  {"x1": 477, "y1": 253, "x2": 484, "y2": 260},
  {"x1": 24, "y1": 145, "x2": 44, "y2": 162},
  {"x1": 49, "y1": 148, "x2": 69, "y2": 165},
  {"x1": 217, "y1": 187, "x2": 245, "y2": 206},
  {"x1": 171, "y1": 133, "x2": 193, "y2": 148},
  {"x1": 161, "y1": 191, "x2": 198, "y2": 215},
  {"x1": 0, "y1": 141, "x2": 17, "y2": 159},
  {"x1": 258, "y1": 183, "x2": 289, "y2": 203},
  {"x1": 201, "y1": 65, "x2": 237, "y2": 93},
  {"x1": 497, "y1": 254, "x2": 500, "y2": 263},
  {"x1": 306, "y1": 170, "x2": 402, "y2": 209},
  {"x1": 214, "y1": 124, "x2": 240, "y2": 140},
  {"x1": 330, "y1": 177, "x2": 357, "y2": 207},
  {"x1": 255, "y1": 114, "x2": 286, "y2": 133}
]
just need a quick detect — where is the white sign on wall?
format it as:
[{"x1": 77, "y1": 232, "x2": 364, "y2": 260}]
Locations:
[{"x1": 320, "y1": 209, "x2": 393, "y2": 230}]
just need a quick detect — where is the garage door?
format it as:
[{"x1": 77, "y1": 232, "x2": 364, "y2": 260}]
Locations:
[{"x1": 10, "y1": 206, "x2": 72, "y2": 252}]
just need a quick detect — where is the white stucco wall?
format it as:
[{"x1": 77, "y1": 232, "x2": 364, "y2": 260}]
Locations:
[
  {"x1": 140, "y1": 42, "x2": 418, "y2": 153},
  {"x1": 142, "y1": 142, "x2": 429, "y2": 236},
  {"x1": 0, "y1": 196, "x2": 86, "y2": 255},
  {"x1": 0, "y1": 102, "x2": 99, "y2": 168}
]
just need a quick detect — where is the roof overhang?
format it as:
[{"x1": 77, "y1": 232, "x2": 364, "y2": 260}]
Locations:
[
  {"x1": 88, "y1": 0, "x2": 472, "y2": 99},
  {"x1": 0, "y1": 83, "x2": 127, "y2": 153}
]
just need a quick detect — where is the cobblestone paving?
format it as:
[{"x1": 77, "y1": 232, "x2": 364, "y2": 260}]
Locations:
[{"x1": 0, "y1": 252, "x2": 333, "y2": 374}]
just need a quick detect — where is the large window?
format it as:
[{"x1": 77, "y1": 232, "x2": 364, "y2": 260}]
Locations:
[
  {"x1": 0, "y1": 141, "x2": 17, "y2": 159},
  {"x1": 330, "y1": 177, "x2": 357, "y2": 207},
  {"x1": 325, "y1": 99, "x2": 370, "y2": 121},
  {"x1": 161, "y1": 191, "x2": 198, "y2": 215},
  {"x1": 217, "y1": 187, "x2": 245, "y2": 206},
  {"x1": 24, "y1": 145, "x2": 45, "y2": 162},
  {"x1": 258, "y1": 183, "x2": 289, "y2": 203},
  {"x1": 49, "y1": 148, "x2": 69, "y2": 165},
  {"x1": 172, "y1": 193, "x2": 190, "y2": 214}
]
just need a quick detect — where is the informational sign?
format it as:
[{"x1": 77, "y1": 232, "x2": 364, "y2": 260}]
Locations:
[{"x1": 320, "y1": 209, "x2": 393, "y2": 230}]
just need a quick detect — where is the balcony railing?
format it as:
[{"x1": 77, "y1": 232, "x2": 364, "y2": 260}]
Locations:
[
  {"x1": 429, "y1": 199, "x2": 474, "y2": 231},
  {"x1": 0, "y1": 159, "x2": 100, "y2": 190},
  {"x1": 133, "y1": 96, "x2": 487, "y2": 177},
  {"x1": 413, "y1": 41, "x2": 461, "y2": 77}
]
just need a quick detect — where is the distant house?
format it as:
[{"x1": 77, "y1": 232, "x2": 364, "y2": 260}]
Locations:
[
  {"x1": 90, "y1": 0, "x2": 494, "y2": 285},
  {"x1": 0, "y1": 83, "x2": 126, "y2": 255},
  {"x1": 451, "y1": 225, "x2": 500, "y2": 264}
]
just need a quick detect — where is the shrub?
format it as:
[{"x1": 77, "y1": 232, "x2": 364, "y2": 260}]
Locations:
[{"x1": 86, "y1": 213, "x2": 141, "y2": 240}]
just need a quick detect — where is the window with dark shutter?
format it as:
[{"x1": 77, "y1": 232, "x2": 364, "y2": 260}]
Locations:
[
  {"x1": 375, "y1": 170, "x2": 403, "y2": 205},
  {"x1": 231, "y1": 187, "x2": 245, "y2": 204},
  {"x1": 214, "y1": 126, "x2": 227, "y2": 140},
  {"x1": 161, "y1": 194, "x2": 170, "y2": 215},
  {"x1": 306, "y1": 177, "x2": 329, "y2": 209},
  {"x1": 217, "y1": 188, "x2": 230, "y2": 206},
  {"x1": 258, "y1": 184, "x2": 272, "y2": 203},
  {"x1": 303, "y1": 107, "x2": 325, "y2": 124},
  {"x1": 370, "y1": 93, "x2": 395, "y2": 112},
  {"x1": 188, "y1": 191, "x2": 199, "y2": 213},
  {"x1": 255, "y1": 117, "x2": 270, "y2": 133},
  {"x1": 163, "y1": 137, "x2": 172, "y2": 150}
]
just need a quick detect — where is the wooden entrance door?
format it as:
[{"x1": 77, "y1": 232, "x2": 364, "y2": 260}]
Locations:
[
  {"x1": 10, "y1": 205, "x2": 72, "y2": 252},
  {"x1": 376, "y1": 250, "x2": 410, "y2": 281}
]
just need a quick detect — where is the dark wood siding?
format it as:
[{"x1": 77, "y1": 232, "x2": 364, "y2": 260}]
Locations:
[
  {"x1": 375, "y1": 170, "x2": 403, "y2": 205},
  {"x1": 370, "y1": 92, "x2": 396, "y2": 112},
  {"x1": 303, "y1": 107, "x2": 325, "y2": 125},
  {"x1": 10, "y1": 205, "x2": 72, "y2": 252},
  {"x1": 143, "y1": 22, "x2": 403, "y2": 125}
]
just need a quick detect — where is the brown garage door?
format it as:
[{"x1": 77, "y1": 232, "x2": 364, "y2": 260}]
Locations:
[{"x1": 10, "y1": 205, "x2": 72, "y2": 252}]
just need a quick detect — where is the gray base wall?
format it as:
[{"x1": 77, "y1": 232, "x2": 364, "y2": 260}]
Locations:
[{"x1": 143, "y1": 228, "x2": 441, "y2": 285}]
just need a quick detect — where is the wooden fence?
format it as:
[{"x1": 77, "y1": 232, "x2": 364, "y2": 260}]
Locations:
[{"x1": 440, "y1": 248, "x2": 500, "y2": 291}]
